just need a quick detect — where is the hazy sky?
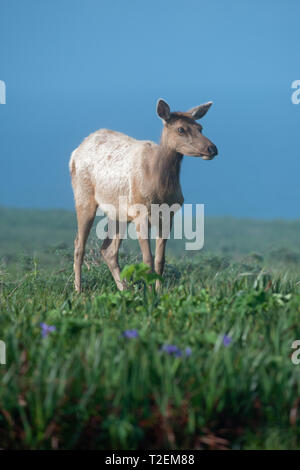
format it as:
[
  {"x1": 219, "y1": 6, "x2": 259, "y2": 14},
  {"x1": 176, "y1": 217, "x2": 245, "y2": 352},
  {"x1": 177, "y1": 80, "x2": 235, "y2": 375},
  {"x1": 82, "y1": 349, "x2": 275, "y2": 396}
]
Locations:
[{"x1": 0, "y1": 0, "x2": 299, "y2": 217}]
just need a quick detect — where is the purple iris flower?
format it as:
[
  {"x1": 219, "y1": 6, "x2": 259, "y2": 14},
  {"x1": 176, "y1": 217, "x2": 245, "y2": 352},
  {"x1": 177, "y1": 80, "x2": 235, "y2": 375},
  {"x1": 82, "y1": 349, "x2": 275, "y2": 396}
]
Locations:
[
  {"x1": 161, "y1": 344, "x2": 182, "y2": 357},
  {"x1": 40, "y1": 322, "x2": 56, "y2": 338},
  {"x1": 123, "y1": 329, "x2": 139, "y2": 339},
  {"x1": 222, "y1": 335, "x2": 232, "y2": 347},
  {"x1": 185, "y1": 347, "x2": 192, "y2": 356}
]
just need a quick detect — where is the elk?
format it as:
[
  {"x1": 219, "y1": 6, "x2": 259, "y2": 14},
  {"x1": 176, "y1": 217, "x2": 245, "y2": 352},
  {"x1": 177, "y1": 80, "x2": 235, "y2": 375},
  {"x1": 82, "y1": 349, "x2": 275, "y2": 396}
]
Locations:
[{"x1": 70, "y1": 99, "x2": 218, "y2": 292}]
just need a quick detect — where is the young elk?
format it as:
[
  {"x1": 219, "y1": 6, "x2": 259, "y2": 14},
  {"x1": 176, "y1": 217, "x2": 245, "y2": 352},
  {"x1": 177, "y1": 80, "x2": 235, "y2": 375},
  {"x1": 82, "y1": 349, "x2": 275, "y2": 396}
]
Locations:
[{"x1": 70, "y1": 99, "x2": 218, "y2": 292}]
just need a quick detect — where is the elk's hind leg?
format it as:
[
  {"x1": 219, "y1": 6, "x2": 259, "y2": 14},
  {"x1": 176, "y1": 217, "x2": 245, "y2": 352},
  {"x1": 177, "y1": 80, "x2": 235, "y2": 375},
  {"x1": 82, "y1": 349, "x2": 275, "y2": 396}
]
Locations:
[
  {"x1": 74, "y1": 199, "x2": 97, "y2": 292},
  {"x1": 100, "y1": 225, "x2": 127, "y2": 291}
]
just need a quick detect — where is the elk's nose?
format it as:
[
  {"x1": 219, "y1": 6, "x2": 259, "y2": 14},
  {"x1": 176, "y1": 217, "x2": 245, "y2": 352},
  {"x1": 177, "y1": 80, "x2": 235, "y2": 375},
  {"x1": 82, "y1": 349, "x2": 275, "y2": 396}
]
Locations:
[{"x1": 208, "y1": 144, "x2": 218, "y2": 156}]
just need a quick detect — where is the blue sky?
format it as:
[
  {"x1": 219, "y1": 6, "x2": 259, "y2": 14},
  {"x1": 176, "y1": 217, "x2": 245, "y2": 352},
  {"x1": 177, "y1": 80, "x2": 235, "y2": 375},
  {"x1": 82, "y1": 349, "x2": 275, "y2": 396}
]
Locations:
[{"x1": 0, "y1": 0, "x2": 299, "y2": 218}]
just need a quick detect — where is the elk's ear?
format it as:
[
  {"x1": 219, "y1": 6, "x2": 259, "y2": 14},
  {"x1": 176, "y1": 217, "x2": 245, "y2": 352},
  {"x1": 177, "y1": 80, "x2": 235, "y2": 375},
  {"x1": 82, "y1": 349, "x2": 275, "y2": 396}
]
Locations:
[
  {"x1": 156, "y1": 98, "x2": 171, "y2": 122},
  {"x1": 187, "y1": 101, "x2": 213, "y2": 120}
]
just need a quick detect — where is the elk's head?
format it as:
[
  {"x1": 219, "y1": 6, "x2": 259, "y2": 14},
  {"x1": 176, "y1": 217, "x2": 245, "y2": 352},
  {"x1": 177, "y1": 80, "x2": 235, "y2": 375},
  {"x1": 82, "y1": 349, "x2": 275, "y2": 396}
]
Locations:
[{"x1": 157, "y1": 99, "x2": 218, "y2": 160}]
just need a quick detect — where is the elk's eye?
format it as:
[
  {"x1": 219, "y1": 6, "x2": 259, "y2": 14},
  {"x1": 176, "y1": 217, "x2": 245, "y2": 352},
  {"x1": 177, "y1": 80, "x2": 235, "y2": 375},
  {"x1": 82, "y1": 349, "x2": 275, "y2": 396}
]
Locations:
[{"x1": 178, "y1": 127, "x2": 185, "y2": 135}]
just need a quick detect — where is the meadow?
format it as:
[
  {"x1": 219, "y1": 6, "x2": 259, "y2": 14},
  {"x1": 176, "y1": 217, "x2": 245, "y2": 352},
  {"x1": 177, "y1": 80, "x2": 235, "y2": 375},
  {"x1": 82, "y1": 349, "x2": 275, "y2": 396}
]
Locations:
[{"x1": 0, "y1": 206, "x2": 300, "y2": 449}]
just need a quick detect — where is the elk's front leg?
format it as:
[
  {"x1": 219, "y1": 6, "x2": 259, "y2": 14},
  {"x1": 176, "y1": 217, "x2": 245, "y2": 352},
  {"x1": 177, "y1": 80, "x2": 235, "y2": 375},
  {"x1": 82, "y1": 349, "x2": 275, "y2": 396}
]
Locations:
[
  {"x1": 154, "y1": 215, "x2": 173, "y2": 290},
  {"x1": 134, "y1": 216, "x2": 154, "y2": 273}
]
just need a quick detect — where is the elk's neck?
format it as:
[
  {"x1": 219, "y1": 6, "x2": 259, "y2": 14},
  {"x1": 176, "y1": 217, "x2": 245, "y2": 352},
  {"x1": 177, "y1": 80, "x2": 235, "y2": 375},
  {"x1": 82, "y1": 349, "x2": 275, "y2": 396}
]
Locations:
[{"x1": 154, "y1": 143, "x2": 183, "y2": 196}]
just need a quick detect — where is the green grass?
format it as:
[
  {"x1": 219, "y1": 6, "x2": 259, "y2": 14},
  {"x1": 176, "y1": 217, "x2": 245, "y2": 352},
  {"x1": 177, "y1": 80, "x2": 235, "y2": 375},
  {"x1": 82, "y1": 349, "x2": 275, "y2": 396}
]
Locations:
[{"x1": 0, "y1": 207, "x2": 300, "y2": 449}]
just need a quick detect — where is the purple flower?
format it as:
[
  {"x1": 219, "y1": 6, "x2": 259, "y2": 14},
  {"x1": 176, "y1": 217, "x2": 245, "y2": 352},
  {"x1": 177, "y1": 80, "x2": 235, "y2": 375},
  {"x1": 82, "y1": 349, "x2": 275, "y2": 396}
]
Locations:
[
  {"x1": 123, "y1": 329, "x2": 139, "y2": 339},
  {"x1": 222, "y1": 335, "x2": 232, "y2": 347},
  {"x1": 185, "y1": 347, "x2": 192, "y2": 357},
  {"x1": 161, "y1": 344, "x2": 182, "y2": 357},
  {"x1": 40, "y1": 322, "x2": 56, "y2": 338}
]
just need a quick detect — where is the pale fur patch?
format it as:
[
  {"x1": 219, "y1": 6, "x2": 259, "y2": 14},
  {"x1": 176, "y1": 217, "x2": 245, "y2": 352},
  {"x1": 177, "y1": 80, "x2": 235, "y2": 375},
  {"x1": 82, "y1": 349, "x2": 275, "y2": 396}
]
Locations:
[{"x1": 69, "y1": 129, "x2": 157, "y2": 220}]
